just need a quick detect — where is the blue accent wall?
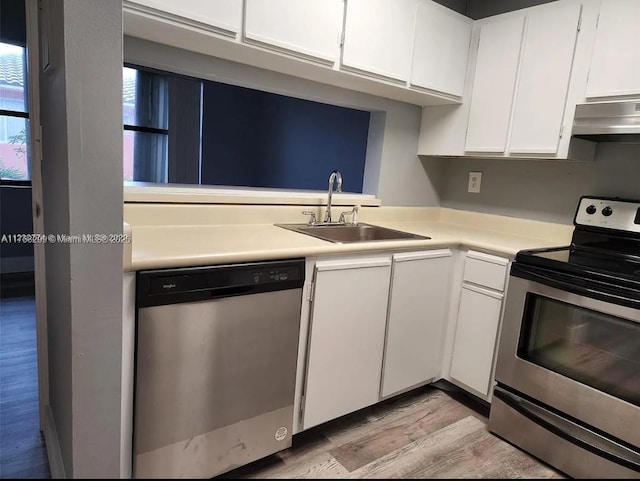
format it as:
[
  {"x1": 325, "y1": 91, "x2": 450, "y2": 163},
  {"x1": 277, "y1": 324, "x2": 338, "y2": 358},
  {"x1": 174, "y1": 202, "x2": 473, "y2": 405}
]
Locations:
[{"x1": 201, "y1": 81, "x2": 370, "y2": 193}]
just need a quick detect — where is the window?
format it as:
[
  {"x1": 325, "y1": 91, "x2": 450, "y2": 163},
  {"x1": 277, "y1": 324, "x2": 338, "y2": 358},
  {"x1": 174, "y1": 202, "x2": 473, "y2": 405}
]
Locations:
[
  {"x1": 122, "y1": 65, "x2": 370, "y2": 192},
  {"x1": 122, "y1": 66, "x2": 169, "y2": 182},
  {"x1": 0, "y1": 41, "x2": 29, "y2": 181}
]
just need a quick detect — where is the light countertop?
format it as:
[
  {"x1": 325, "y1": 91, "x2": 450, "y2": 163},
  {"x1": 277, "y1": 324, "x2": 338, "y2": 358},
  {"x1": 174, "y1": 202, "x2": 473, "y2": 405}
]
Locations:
[{"x1": 123, "y1": 204, "x2": 573, "y2": 271}]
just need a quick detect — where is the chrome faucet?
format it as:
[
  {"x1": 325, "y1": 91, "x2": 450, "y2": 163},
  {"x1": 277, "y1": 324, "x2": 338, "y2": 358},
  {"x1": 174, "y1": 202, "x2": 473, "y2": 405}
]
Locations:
[{"x1": 324, "y1": 170, "x2": 343, "y2": 223}]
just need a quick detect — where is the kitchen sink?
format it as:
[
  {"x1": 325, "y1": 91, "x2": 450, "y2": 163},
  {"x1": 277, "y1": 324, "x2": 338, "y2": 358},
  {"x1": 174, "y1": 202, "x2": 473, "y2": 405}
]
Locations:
[{"x1": 276, "y1": 222, "x2": 431, "y2": 244}]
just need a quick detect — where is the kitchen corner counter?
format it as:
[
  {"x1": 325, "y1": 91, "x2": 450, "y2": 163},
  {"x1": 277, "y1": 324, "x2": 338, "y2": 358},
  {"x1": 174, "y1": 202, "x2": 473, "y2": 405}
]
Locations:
[{"x1": 123, "y1": 204, "x2": 573, "y2": 271}]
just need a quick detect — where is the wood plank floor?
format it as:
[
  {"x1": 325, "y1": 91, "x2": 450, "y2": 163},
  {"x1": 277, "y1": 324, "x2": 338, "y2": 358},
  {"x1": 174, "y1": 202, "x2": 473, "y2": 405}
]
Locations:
[
  {"x1": 220, "y1": 385, "x2": 565, "y2": 479},
  {"x1": 0, "y1": 296, "x2": 565, "y2": 479},
  {"x1": 0, "y1": 296, "x2": 50, "y2": 478}
]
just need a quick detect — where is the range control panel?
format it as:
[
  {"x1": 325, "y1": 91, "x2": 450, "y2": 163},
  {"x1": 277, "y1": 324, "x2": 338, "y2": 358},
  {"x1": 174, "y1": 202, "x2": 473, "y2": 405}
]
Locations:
[{"x1": 575, "y1": 197, "x2": 640, "y2": 234}]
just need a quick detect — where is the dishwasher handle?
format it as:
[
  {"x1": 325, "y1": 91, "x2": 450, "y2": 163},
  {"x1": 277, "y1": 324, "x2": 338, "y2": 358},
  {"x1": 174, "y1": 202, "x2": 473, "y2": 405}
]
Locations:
[{"x1": 137, "y1": 258, "x2": 305, "y2": 308}]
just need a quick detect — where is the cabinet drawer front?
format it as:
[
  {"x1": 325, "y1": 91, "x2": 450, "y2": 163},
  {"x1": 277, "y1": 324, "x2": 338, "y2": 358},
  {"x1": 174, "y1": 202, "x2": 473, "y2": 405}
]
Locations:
[{"x1": 463, "y1": 251, "x2": 508, "y2": 292}]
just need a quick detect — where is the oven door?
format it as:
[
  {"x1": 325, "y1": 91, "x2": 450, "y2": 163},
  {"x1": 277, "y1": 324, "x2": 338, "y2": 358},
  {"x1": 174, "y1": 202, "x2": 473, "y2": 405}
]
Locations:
[{"x1": 495, "y1": 268, "x2": 640, "y2": 449}]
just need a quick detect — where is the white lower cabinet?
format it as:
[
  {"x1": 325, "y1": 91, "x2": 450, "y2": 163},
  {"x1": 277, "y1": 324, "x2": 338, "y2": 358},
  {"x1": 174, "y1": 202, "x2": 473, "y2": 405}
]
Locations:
[
  {"x1": 299, "y1": 247, "x2": 508, "y2": 431},
  {"x1": 301, "y1": 256, "x2": 392, "y2": 430},
  {"x1": 449, "y1": 284, "x2": 504, "y2": 397},
  {"x1": 381, "y1": 250, "x2": 452, "y2": 398},
  {"x1": 449, "y1": 251, "x2": 508, "y2": 399}
]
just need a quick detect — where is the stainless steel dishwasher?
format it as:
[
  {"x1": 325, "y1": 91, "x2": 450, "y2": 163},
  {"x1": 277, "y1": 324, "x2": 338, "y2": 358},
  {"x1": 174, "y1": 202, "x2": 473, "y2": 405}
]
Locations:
[{"x1": 133, "y1": 259, "x2": 305, "y2": 479}]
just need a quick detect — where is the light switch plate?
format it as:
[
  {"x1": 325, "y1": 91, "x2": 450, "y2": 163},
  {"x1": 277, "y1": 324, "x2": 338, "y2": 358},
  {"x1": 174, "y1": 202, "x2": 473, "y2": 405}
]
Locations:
[{"x1": 468, "y1": 172, "x2": 482, "y2": 193}]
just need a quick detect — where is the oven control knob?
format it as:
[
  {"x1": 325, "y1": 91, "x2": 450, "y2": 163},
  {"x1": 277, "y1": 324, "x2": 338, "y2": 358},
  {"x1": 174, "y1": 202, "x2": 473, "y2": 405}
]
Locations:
[
  {"x1": 602, "y1": 206, "x2": 613, "y2": 217},
  {"x1": 586, "y1": 205, "x2": 597, "y2": 215}
]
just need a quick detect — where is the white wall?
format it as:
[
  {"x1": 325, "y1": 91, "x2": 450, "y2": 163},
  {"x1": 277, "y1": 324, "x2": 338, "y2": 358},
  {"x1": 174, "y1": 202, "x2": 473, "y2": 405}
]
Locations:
[
  {"x1": 39, "y1": 0, "x2": 124, "y2": 477},
  {"x1": 124, "y1": 36, "x2": 444, "y2": 207},
  {"x1": 438, "y1": 143, "x2": 640, "y2": 224}
]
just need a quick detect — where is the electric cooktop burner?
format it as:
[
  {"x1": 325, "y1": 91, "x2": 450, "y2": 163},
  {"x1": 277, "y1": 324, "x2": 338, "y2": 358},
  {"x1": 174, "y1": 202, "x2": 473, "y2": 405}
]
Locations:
[
  {"x1": 523, "y1": 246, "x2": 640, "y2": 281},
  {"x1": 513, "y1": 196, "x2": 640, "y2": 296}
]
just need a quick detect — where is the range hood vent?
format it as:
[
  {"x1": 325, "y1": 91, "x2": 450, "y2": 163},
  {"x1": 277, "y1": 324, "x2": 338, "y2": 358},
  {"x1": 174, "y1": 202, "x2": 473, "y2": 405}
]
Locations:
[{"x1": 572, "y1": 100, "x2": 640, "y2": 143}]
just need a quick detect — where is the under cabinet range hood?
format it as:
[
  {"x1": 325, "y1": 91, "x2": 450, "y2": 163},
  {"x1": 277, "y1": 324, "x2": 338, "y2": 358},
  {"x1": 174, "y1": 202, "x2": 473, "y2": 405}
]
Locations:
[{"x1": 572, "y1": 100, "x2": 640, "y2": 143}]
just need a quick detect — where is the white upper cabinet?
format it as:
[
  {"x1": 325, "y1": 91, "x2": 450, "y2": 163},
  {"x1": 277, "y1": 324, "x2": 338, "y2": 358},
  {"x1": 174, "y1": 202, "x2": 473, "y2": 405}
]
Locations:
[
  {"x1": 410, "y1": 0, "x2": 472, "y2": 98},
  {"x1": 508, "y1": 2, "x2": 582, "y2": 155},
  {"x1": 244, "y1": 0, "x2": 345, "y2": 64},
  {"x1": 125, "y1": 0, "x2": 242, "y2": 36},
  {"x1": 465, "y1": 16, "x2": 525, "y2": 153},
  {"x1": 342, "y1": 0, "x2": 417, "y2": 82},
  {"x1": 586, "y1": 0, "x2": 640, "y2": 99},
  {"x1": 421, "y1": 0, "x2": 598, "y2": 160}
]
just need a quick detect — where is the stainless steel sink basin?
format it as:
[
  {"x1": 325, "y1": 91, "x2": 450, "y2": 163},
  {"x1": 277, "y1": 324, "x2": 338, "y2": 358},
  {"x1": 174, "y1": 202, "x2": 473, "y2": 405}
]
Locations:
[{"x1": 276, "y1": 222, "x2": 430, "y2": 244}]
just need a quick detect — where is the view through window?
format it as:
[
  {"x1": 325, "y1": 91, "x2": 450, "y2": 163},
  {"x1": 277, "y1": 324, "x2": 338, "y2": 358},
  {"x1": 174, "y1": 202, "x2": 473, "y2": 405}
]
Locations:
[
  {"x1": 123, "y1": 66, "x2": 169, "y2": 182},
  {"x1": 0, "y1": 41, "x2": 29, "y2": 181},
  {"x1": 122, "y1": 65, "x2": 370, "y2": 192}
]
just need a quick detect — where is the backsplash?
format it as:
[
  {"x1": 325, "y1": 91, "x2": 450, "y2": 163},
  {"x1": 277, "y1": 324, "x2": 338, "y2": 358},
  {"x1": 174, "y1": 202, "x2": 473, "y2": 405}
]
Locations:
[{"x1": 437, "y1": 143, "x2": 640, "y2": 224}]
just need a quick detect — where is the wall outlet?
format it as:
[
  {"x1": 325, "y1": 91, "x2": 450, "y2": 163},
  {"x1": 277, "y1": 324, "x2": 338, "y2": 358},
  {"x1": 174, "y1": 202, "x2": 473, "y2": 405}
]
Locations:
[{"x1": 468, "y1": 172, "x2": 482, "y2": 193}]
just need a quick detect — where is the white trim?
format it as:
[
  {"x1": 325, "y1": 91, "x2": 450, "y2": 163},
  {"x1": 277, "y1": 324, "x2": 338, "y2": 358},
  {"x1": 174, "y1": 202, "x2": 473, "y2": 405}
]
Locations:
[
  {"x1": 120, "y1": 273, "x2": 136, "y2": 479},
  {"x1": 586, "y1": 89, "x2": 640, "y2": 100},
  {"x1": 26, "y1": 0, "x2": 50, "y2": 434},
  {"x1": 315, "y1": 257, "x2": 391, "y2": 272},
  {"x1": 393, "y1": 249, "x2": 452, "y2": 263},
  {"x1": 339, "y1": 62, "x2": 408, "y2": 86},
  {"x1": 123, "y1": 1, "x2": 239, "y2": 38},
  {"x1": 123, "y1": 183, "x2": 381, "y2": 206},
  {"x1": 43, "y1": 405, "x2": 66, "y2": 479},
  {"x1": 461, "y1": 282, "x2": 504, "y2": 300},
  {"x1": 466, "y1": 250, "x2": 509, "y2": 266},
  {"x1": 243, "y1": 33, "x2": 336, "y2": 66}
]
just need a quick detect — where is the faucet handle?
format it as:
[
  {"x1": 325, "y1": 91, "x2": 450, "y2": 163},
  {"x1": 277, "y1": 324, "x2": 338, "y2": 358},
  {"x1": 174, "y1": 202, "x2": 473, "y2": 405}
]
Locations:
[
  {"x1": 338, "y1": 205, "x2": 359, "y2": 225},
  {"x1": 302, "y1": 211, "x2": 317, "y2": 226}
]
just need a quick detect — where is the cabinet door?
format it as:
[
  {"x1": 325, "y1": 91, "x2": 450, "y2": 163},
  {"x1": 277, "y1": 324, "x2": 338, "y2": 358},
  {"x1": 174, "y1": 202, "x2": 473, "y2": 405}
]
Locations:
[
  {"x1": 244, "y1": 0, "x2": 344, "y2": 64},
  {"x1": 410, "y1": 1, "x2": 472, "y2": 98},
  {"x1": 508, "y1": 3, "x2": 582, "y2": 155},
  {"x1": 302, "y1": 257, "x2": 392, "y2": 430},
  {"x1": 342, "y1": 0, "x2": 417, "y2": 82},
  {"x1": 450, "y1": 284, "x2": 503, "y2": 396},
  {"x1": 465, "y1": 16, "x2": 525, "y2": 153},
  {"x1": 381, "y1": 250, "x2": 452, "y2": 398},
  {"x1": 127, "y1": 0, "x2": 242, "y2": 35},
  {"x1": 586, "y1": 0, "x2": 640, "y2": 99}
]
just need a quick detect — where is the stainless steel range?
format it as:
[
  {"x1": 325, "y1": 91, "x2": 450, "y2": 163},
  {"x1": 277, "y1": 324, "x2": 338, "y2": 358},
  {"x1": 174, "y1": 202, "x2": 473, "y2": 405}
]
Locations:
[{"x1": 490, "y1": 196, "x2": 640, "y2": 479}]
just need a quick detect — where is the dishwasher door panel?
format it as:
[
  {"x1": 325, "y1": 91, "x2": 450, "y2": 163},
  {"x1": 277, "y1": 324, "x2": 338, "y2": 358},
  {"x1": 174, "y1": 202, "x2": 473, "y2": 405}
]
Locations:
[{"x1": 134, "y1": 288, "x2": 302, "y2": 478}]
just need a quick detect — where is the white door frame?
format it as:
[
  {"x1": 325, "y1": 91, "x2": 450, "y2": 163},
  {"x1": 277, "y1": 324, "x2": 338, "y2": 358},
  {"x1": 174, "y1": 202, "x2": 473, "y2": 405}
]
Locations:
[{"x1": 26, "y1": 0, "x2": 49, "y2": 430}]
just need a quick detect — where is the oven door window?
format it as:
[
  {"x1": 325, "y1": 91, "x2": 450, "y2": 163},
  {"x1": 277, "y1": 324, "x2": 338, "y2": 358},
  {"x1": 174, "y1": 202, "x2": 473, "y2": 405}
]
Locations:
[{"x1": 518, "y1": 294, "x2": 640, "y2": 407}]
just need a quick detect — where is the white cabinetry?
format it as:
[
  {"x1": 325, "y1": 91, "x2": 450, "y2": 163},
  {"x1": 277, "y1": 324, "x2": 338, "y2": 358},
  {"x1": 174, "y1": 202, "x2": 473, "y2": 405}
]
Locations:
[
  {"x1": 464, "y1": 16, "x2": 525, "y2": 153},
  {"x1": 124, "y1": 0, "x2": 470, "y2": 106},
  {"x1": 298, "y1": 248, "x2": 455, "y2": 431},
  {"x1": 410, "y1": 1, "x2": 472, "y2": 98},
  {"x1": 586, "y1": 0, "x2": 640, "y2": 99},
  {"x1": 342, "y1": 0, "x2": 417, "y2": 82},
  {"x1": 125, "y1": 0, "x2": 242, "y2": 36},
  {"x1": 301, "y1": 256, "x2": 392, "y2": 430},
  {"x1": 381, "y1": 250, "x2": 452, "y2": 398},
  {"x1": 449, "y1": 251, "x2": 508, "y2": 400},
  {"x1": 244, "y1": 0, "x2": 344, "y2": 65},
  {"x1": 466, "y1": 3, "x2": 581, "y2": 155},
  {"x1": 420, "y1": 0, "x2": 598, "y2": 161},
  {"x1": 508, "y1": 2, "x2": 582, "y2": 155}
]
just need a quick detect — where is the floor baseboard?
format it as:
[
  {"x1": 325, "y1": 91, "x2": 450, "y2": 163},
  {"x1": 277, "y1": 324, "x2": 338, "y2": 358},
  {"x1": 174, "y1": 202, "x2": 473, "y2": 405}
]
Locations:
[{"x1": 43, "y1": 405, "x2": 66, "y2": 479}]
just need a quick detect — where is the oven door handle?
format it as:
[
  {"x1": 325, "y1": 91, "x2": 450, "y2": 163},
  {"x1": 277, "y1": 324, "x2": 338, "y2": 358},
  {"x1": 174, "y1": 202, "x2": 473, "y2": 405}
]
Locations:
[
  {"x1": 511, "y1": 264, "x2": 640, "y2": 310},
  {"x1": 494, "y1": 387, "x2": 640, "y2": 472}
]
